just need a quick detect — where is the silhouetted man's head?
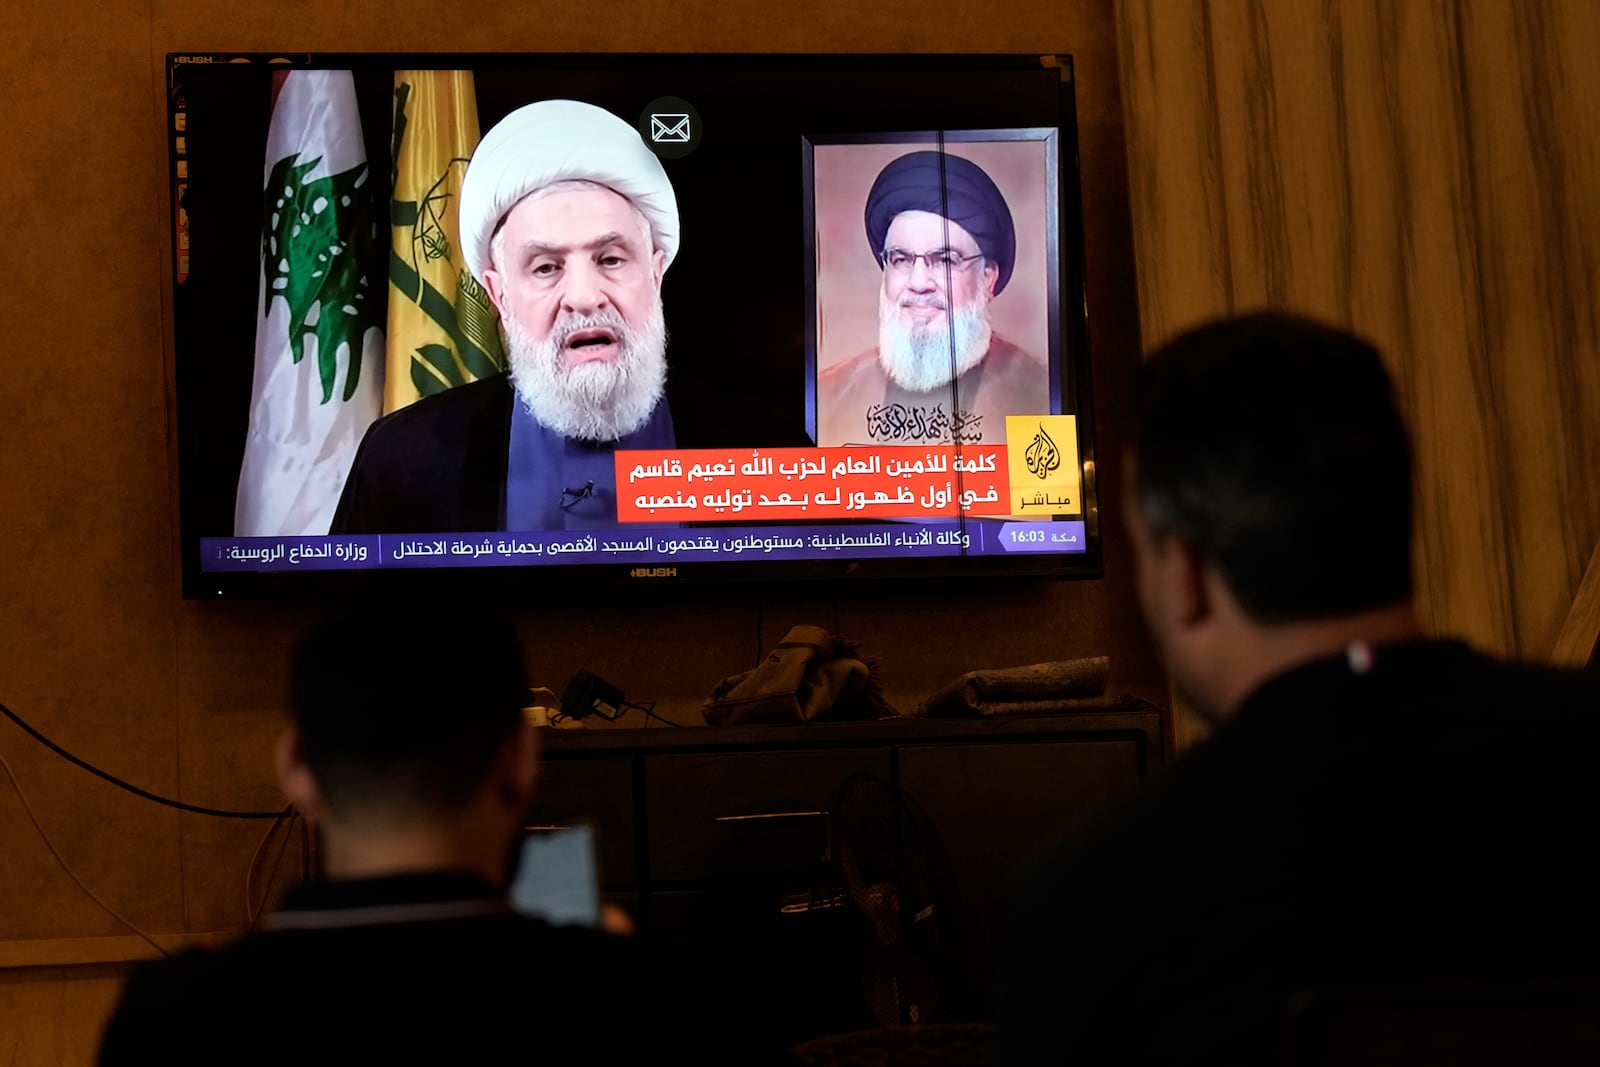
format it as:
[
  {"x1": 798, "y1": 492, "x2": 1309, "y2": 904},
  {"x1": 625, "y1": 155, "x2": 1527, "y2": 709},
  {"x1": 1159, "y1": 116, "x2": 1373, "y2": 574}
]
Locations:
[
  {"x1": 285, "y1": 602, "x2": 530, "y2": 827},
  {"x1": 1128, "y1": 312, "x2": 1415, "y2": 717}
]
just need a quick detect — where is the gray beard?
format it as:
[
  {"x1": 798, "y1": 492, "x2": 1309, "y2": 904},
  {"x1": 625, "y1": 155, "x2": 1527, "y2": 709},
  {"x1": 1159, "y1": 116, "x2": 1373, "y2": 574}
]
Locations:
[
  {"x1": 877, "y1": 303, "x2": 993, "y2": 393},
  {"x1": 504, "y1": 300, "x2": 668, "y2": 442}
]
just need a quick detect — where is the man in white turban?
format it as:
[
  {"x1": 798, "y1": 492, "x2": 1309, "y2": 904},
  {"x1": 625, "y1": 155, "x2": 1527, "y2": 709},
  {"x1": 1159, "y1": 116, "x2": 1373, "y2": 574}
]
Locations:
[{"x1": 332, "y1": 99, "x2": 680, "y2": 534}]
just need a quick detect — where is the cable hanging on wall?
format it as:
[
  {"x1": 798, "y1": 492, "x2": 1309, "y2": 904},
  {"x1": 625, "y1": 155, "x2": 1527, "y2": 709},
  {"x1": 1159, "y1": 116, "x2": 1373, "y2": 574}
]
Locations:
[
  {"x1": 0, "y1": 696, "x2": 303, "y2": 953},
  {"x1": 1, "y1": 698, "x2": 285, "y2": 819}
]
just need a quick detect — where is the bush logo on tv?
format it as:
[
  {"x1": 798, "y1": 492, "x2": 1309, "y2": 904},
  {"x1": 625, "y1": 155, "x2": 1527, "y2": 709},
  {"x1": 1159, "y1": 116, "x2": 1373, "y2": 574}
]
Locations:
[{"x1": 630, "y1": 567, "x2": 677, "y2": 579}]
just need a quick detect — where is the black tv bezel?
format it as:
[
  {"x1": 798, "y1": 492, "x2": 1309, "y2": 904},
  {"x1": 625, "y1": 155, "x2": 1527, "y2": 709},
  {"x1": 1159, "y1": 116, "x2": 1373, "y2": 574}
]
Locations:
[{"x1": 165, "y1": 51, "x2": 1102, "y2": 599}]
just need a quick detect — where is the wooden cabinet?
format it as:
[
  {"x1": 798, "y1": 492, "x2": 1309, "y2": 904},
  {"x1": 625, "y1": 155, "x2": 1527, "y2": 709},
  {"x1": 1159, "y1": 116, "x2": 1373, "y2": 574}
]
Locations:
[
  {"x1": 898, "y1": 738, "x2": 1146, "y2": 993},
  {"x1": 526, "y1": 756, "x2": 637, "y2": 886},
  {"x1": 532, "y1": 705, "x2": 1162, "y2": 1040},
  {"x1": 645, "y1": 748, "x2": 894, "y2": 882}
]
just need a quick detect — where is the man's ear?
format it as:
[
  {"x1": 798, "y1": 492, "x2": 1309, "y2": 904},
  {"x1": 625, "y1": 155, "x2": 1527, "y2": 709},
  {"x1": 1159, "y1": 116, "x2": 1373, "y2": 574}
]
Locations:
[
  {"x1": 983, "y1": 262, "x2": 999, "y2": 300},
  {"x1": 274, "y1": 729, "x2": 326, "y2": 824},
  {"x1": 1156, "y1": 533, "x2": 1213, "y2": 630},
  {"x1": 496, "y1": 720, "x2": 541, "y2": 812},
  {"x1": 651, "y1": 246, "x2": 667, "y2": 289},
  {"x1": 482, "y1": 267, "x2": 507, "y2": 316}
]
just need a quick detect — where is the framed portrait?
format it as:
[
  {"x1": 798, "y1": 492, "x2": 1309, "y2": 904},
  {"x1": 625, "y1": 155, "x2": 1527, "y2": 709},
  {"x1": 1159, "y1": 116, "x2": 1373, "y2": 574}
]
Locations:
[{"x1": 803, "y1": 129, "x2": 1062, "y2": 449}]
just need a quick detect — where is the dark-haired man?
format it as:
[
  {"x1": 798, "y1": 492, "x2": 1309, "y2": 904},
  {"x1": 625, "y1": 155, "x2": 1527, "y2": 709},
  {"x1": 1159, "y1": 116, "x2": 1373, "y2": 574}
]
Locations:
[
  {"x1": 992, "y1": 313, "x2": 1600, "y2": 1066},
  {"x1": 98, "y1": 604, "x2": 775, "y2": 1065},
  {"x1": 815, "y1": 150, "x2": 1047, "y2": 447}
]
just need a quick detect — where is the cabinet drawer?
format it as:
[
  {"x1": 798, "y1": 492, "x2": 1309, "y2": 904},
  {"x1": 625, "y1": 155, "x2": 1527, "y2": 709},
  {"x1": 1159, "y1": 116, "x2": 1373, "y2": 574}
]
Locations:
[
  {"x1": 527, "y1": 757, "x2": 636, "y2": 887},
  {"x1": 645, "y1": 748, "x2": 893, "y2": 882},
  {"x1": 899, "y1": 738, "x2": 1143, "y2": 880}
]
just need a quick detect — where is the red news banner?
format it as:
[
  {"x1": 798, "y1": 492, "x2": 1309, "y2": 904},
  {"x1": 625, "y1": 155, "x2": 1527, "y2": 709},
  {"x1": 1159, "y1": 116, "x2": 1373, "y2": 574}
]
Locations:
[{"x1": 616, "y1": 446, "x2": 1012, "y2": 523}]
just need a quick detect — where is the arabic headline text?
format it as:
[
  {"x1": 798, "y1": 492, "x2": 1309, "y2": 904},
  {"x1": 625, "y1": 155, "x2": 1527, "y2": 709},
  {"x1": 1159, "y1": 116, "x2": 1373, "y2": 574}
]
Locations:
[{"x1": 616, "y1": 445, "x2": 1025, "y2": 522}]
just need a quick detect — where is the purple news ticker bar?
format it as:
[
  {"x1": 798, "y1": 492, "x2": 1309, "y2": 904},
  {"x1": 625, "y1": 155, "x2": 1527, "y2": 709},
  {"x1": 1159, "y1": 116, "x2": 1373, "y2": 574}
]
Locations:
[
  {"x1": 203, "y1": 536, "x2": 383, "y2": 571},
  {"x1": 200, "y1": 521, "x2": 1086, "y2": 573}
]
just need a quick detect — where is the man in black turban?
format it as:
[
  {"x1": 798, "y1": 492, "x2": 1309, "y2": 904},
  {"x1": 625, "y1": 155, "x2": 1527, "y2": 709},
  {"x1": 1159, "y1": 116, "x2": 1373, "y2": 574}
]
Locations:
[{"x1": 816, "y1": 149, "x2": 1048, "y2": 447}]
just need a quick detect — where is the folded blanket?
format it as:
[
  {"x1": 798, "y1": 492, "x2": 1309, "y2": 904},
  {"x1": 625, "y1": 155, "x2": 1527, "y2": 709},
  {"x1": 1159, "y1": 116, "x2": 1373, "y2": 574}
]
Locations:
[
  {"x1": 702, "y1": 625, "x2": 897, "y2": 726},
  {"x1": 909, "y1": 657, "x2": 1111, "y2": 718}
]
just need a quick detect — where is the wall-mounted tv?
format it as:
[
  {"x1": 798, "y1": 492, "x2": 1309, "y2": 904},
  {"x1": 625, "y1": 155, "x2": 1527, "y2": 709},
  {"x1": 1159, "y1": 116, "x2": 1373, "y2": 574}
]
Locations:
[{"x1": 166, "y1": 51, "x2": 1100, "y2": 597}]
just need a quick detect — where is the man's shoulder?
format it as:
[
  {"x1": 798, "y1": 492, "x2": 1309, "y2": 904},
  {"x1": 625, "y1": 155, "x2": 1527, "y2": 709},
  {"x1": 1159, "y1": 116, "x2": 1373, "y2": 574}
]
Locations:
[
  {"x1": 331, "y1": 377, "x2": 513, "y2": 533},
  {"x1": 1444, "y1": 643, "x2": 1600, "y2": 708},
  {"x1": 982, "y1": 334, "x2": 1048, "y2": 375},
  {"x1": 113, "y1": 908, "x2": 613, "y2": 981},
  {"x1": 994, "y1": 643, "x2": 1600, "y2": 1067},
  {"x1": 362, "y1": 375, "x2": 513, "y2": 450},
  {"x1": 815, "y1": 350, "x2": 891, "y2": 446},
  {"x1": 348, "y1": 375, "x2": 513, "y2": 480},
  {"x1": 818, "y1": 348, "x2": 884, "y2": 391},
  {"x1": 98, "y1": 937, "x2": 261, "y2": 1061},
  {"x1": 101, "y1": 915, "x2": 782, "y2": 1065},
  {"x1": 1258, "y1": 639, "x2": 1600, "y2": 728},
  {"x1": 100, "y1": 915, "x2": 640, "y2": 1058}
]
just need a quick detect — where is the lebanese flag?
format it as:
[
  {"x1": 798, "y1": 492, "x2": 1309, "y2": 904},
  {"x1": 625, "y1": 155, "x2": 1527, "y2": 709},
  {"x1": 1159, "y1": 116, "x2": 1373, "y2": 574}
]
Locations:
[{"x1": 234, "y1": 69, "x2": 384, "y2": 536}]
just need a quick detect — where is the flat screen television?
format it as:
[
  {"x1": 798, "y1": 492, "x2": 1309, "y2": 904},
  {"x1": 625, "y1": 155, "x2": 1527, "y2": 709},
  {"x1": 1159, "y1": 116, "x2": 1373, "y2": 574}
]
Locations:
[{"x1": 166, "y1": 51, "x2": 1100, "y2": 597}]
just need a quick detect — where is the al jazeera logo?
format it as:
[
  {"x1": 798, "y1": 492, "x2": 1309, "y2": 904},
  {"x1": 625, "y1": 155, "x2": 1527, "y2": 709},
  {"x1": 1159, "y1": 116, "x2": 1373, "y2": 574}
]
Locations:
[{"x1": 1005, "y1": 415, "x2": 1082, "y2": 516}]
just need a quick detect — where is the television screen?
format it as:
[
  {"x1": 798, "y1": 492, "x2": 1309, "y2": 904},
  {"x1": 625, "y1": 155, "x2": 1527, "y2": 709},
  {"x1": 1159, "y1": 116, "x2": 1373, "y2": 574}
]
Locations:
[{"x1": 166, "y1": 52, "x2": 1100, "y2": 597}]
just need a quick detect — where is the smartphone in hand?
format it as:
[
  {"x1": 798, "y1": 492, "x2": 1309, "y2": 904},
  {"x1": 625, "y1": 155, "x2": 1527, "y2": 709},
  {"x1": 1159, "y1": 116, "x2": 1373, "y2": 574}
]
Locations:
[{"x1": 509, "y1": 822, "x2": 601, "y2": 927}]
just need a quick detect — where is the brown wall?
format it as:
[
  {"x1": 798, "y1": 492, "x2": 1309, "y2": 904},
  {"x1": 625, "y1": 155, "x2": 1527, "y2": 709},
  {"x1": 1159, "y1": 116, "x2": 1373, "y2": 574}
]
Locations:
[
  {"x1": 1116, "y1": 0, "x2": 1600, "y2": 746},
  {"x1": 1, "y1": 1, "x2": 1157, "y2": 1060}
]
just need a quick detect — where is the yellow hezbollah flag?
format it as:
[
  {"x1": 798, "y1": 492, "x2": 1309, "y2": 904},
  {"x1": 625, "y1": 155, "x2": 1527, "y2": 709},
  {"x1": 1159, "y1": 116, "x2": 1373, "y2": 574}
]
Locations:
[{"x1": 385, "y1": 69, "x2": 504, "y2": 414}]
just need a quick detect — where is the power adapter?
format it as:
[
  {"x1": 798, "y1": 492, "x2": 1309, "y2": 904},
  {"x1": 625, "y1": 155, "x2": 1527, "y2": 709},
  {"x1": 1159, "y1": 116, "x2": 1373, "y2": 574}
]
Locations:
[{"x1": 560, "y1": 669, "x2": 625, "y2": 720}]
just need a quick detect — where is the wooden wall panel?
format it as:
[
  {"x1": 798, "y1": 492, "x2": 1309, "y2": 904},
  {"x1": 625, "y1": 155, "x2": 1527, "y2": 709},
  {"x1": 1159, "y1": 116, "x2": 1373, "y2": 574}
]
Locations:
[
  {"x1": 1553, "y1": 540, "x2": 1600, "y2": 668},
  {"x1": 1114, "y1": 0, "x2": 1233, "y2": 337},
  {"x1": 0, "y1": 965, "x2": 127, "y2": 1067},
  {"x1": 2, "y1": 6, "x2": 1162, "y2": 1057},
  {"x1": 1116, "y1": 0, "x2": 1600, "y2": 748},
  {"x1": 0, "y1": 0, "x2": 190, "y2": 947},
  {"x1": 1453, "y1": 0, "x2": 1600, "y2": 656},
  {"x1": 1326, "y1": 0, "x2": 1508, "y2": 655}
]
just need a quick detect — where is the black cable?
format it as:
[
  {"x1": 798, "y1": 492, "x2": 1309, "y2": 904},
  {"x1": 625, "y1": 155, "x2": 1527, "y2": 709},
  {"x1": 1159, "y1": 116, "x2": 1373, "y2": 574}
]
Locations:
[
  {"x1": 248, "y1": 811, "x2": 298, "y2": 932},
  {"x1": 622, "y1": 699, "x2": 681, "y2": 728},
  {"x1": 1, "y1": 698, "x2": 285, "y2": 819},
  {"x1": 0, "y1": 746, "x2": 172, "y2": 959}
]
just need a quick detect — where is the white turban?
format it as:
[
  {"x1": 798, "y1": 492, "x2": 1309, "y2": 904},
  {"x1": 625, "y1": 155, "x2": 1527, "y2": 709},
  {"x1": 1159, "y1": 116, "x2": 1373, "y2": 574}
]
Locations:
[{"x1": 457, "y1": 99, "x2": 680, "y2": 285}]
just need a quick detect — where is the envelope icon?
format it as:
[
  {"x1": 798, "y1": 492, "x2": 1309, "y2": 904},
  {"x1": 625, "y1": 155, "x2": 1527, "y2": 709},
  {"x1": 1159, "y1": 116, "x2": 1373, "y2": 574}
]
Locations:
[{"x1": 650, "y1": 114, "x2": 691, "y2": 142}]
